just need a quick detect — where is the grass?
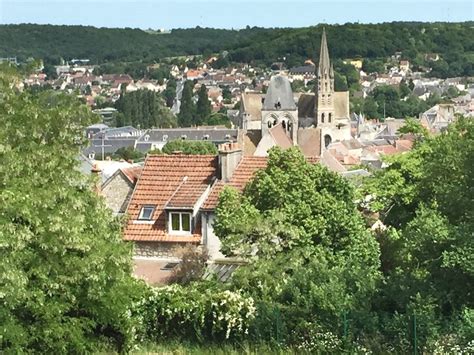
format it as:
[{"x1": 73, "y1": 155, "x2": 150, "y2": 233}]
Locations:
[{"x1": 131, "y1": 341, "x2": 295, "y2": 355}]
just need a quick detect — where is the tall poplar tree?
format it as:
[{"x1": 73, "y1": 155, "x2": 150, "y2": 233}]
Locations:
[
  {"x1": 196, "y1": 84, "x2": 211, "y2": 125},
  {"x1": 178, "y1": 80, "x2": 196, "y2": 127}
]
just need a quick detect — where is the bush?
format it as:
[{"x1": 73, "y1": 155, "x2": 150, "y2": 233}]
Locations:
[{"x1": 135, "y1": 284, "x2": 256, "y2": 342}]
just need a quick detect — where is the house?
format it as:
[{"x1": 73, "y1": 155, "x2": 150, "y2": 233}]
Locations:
[
  {"x1": 123, "y1": 154, "x2": 219, "y2": 259},
  {"x1": 122, "y1": 143, "x2": 320, "y2": 283},
  {"x1": 420, "y1": 104, "x2": 456, "y2": 132},
  {"x1": 135, "y1": 128, "x2": 239, "y2": 152},
  {"x1": 399, "y1": 60, "x2": 410, "y2": 72}
]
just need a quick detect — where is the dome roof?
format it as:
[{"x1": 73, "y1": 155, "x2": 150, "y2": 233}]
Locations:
[{"x1": 263, "y1": 75, "x2": 296, "y2": 111}]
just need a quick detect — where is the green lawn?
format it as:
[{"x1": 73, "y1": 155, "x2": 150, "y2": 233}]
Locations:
[{"x1": 132, "y1": 342, "x2": 295, "y2": 355}]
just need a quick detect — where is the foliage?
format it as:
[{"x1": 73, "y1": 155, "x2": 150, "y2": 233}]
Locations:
[
  {"x1": 398, "y1": 117, "x2": 428, "y2": 138},
  {"x1": 136, "y1": 284, "x2": 256, "y2": 342},
  {"x1": 214, "y1": 147, "x2": 381, "y2": 345},
  {"x1": 115, "y1": 89, "x2": 176, "y2": 128},
  {"x1": 1, "y1": 23, "x2": 473, "y2": 78},
  {"x1": 167, "y1": 245, "x2": 210, "y2": 285},
  {"x1": 112, "y1": 146, "x2": 145, "y2": 161},
  {"x1": 0, "y1": 72, "x2": 141, "y2": 352},
  {"x1": 162, "y1": 77, "x2": 176, "y2": 108},
  {"x1": 161, "y1": 139, "x2": 218, "y2": 155},
  {"x1": 196, "y1": 84, "x2": 212, "y2": 124},
  {"x1": 178, "y1": 80, "x2": 196, "y2": 127},
  {"x1": 361, "y1": 117, "x2": 474, "y2": 351}
]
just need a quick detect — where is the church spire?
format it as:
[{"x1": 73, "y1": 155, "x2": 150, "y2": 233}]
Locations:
[{"x1": 318, "y1": 28, "x2": 332, "y2": 78}]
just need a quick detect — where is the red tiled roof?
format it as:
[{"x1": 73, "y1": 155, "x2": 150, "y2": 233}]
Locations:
[
  {"x1": 166, "y1": 179, "x2": 210, "y2": 208},
  {"x1": 202, "y1": 155, "x2": 319, "y2": 210},
  {"x1": 123, "y1": 154, "x2": 218, "y2": 242},
  {"x1": 366, "y1": 145, "x2": 399, "y2": 155},
  {"x1": 202, "y1": 156, "x2": 268, "y2": 210},
  {"x1": 121, "y1": 166, "x2": 142, "y2": 185},
  {"x1": 269, "y1": 123, "x2": 293, "y2": 149}
]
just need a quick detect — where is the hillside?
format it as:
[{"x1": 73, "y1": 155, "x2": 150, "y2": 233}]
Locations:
[{"x1": 1, "y1": 22, "x2": 473, "y2": 77}]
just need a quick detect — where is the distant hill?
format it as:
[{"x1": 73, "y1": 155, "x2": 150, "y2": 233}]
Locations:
[{"x1": 1, "y1": 23, "x2": 472, "y2": 77}]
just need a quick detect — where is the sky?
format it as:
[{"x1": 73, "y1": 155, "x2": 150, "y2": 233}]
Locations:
[{"x1": 0, "y1": 0, "x2": 472, "y2": 29}]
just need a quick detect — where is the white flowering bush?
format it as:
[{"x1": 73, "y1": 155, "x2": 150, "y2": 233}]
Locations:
[
  {"x1": 210, "y1": 290, "x2": 256, "y2": 339},
  {"x1": 292, "y1": 322, "x2": 342, "y2": 353},
  {"x1": 135, "y1": 283, "x2": 256, "y2": 342}
]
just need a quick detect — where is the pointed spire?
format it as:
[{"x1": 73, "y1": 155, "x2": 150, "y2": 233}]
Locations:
[{"x1": 318, "y1": 28, "x2": 331, "y2": 77}]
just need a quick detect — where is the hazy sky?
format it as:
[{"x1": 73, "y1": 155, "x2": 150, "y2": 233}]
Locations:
[{"x1": 0, "y1": 0, "x2": 472, "y2": 29}]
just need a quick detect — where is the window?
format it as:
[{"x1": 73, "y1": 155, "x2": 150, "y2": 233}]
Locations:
[
  {"x1": 163, "y1": 134, "x2": 168, "y2": 141},
  {"x1": 329, "y1": 113, "x2": 332, "y2": 123},
  {"x1": 138, "y1": 205, "x2": 155, "y2": 220},
  {"x1": 203, "y1": 134, "x2": 209, "y2": 140},
  {"x1": 181, "y1": 134, "x2": 187, "y2": 140},
  {"x1": 321, "y1": 113, "x2": 325, "y2": 123},
  {"x1": 169, "y1": 212, "x2": 192, "y2": 234}
]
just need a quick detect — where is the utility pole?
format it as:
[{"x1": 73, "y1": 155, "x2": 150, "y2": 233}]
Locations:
[{"x1": 93, "y1": 133, "x2": 112, "y2": 160}]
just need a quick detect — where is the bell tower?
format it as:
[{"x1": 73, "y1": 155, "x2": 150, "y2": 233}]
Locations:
[{"x1": 315, "y1": 28, "x2": 335, "y2": 128}]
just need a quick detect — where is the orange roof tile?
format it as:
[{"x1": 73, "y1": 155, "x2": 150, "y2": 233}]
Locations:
[
  {"x1": 121, "y1": 166, "x2": 143, "y2": 185},
  {"x1": 166, "y1": 179, "x2": 210, "y2": 208},
  {"x1": 123, "y1": 154, "x2": 218, "y2": 242},
  {"x1": 202, "y1": 156, "x2": 319, "y2": 210},
  {"x1": 202, "y1": 156, "x2": 268, "y2": 210}
]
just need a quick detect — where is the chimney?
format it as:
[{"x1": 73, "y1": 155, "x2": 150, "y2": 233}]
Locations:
[
  {"x1": 91, "y1": 163, "x2": 102, "y2": 195},
  {"x1": 218, "y1": 142, "x2": 242, "y2": 182}
]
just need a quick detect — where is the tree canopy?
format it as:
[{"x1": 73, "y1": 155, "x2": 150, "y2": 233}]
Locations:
[
  {"x1": 161, "y1": 139, "x2": 218, "y2": 155},
  {"x1": 1, "y1": 23, "x2": 472, "y2": 78},
  {"x1": 214, "y1": 148, "x2": 381, "y2": 342},
  {"x1": 115, "y1": 89, "x2": 176, "y2": 128},
  {"x1": 0, "y1": 72, "x2": 140, "y2": 352}
]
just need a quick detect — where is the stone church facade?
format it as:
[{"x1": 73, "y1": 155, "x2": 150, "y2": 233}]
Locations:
[{"x1": 238, "y1": 29, "x2": 352, "y2": 155}]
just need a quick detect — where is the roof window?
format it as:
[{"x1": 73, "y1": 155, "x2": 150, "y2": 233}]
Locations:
[{"x1": 138, "y1": 205, "x2": 155, "y2": 220}]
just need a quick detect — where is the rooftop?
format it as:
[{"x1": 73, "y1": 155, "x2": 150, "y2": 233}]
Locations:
[{"x1": 123, "y1": 154, "x2": 218, "y2": 243}]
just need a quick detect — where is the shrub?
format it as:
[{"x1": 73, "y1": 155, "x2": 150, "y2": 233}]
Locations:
[{"x1": 135, "y1": 284, "x2": 256, "y2": 342}]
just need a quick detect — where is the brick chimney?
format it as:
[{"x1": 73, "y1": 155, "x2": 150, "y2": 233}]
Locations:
[
  {"x1": 218, "y1": 142, "x2": 242, "y2": 182},
  {"x1": 91, "y1": 163, "x2": 102, "y2": 195}
]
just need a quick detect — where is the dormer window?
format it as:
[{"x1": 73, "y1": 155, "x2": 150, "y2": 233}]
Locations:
[
  {"x1": 138, "y1": 205, "x2": 155, "y2": 220},
  {"x1": 203, "y1": 134, "x2": 209, "y2": 140},
  {"x1": 169, "y1": 212, "x2": 192, "y2": 234},
  {"x1": 163, "y1": 134, "x2": 168, "y2": 141},
  {"x1": 181, "y1": 135, "x2": 187, "y2": 140}
]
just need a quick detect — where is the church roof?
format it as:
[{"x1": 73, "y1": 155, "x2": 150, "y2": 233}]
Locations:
[
  {"x1": 262, "y1": 75, "x2": 296, "y2": 111},
  {"x1": 318, "y1": 28, "x2": 334, "y2": 78}
]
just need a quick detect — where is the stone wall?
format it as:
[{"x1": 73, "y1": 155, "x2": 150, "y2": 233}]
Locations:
[
  {"x1": 134, "y1": 241, "x2": 204, "y2": 259},
  {"x1": 101, "y1": 173, "x2": 133, "y2": 214}
]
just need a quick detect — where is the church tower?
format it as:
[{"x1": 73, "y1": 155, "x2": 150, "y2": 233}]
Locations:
[{"x1": 315, "y1": 28, "x2": 336, "y2": 128}]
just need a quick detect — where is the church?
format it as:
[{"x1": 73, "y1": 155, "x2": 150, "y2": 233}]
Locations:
[{"x1": 237, "y1": 29, "x2": 352, "y2": 156}]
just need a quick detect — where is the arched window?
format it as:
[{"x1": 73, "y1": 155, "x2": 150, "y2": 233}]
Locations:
[
  {"x1": 329, "y1": 113, "x2": 332, "y2": 123},
  {"x1": 267, "y1": 121, "x2": 272, "y2": 128},
  {"x1": 324, "y1": 134, "x2": 332, "y2": 148},
  {"x1": 321, "y1": 113, "x2": 325, "y2": 123},
  {"x1": 282, "y1": 120, "x2": 286, "y2": 129}
]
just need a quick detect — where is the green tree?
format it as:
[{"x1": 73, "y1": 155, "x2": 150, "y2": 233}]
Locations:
[
  {"x1": 161, "y1": 139, "x2": 218, "y2": 155},
  {"x1": 362, "y1": 118, "x2": 473, "y2": 347},
  {"x1": 0, "y1": 73, "x2": 140, "y2": 352},
  {"x1": 196, "y1": 84, "x2": 211, "y2": 125},
  {"x1": 178, "y1": 80, "x2": 196, "y2": 127},
  {"x1": 115, "y1": 89, "x2": 176, "y2": 128},
  {"x1": 112, "y1": 146, "x2": 145, "y2": 161},
  {"x1": 214, "y1": 147, "x2": 381, "y2": 338},
  {"x1": 163, "y1": 78, "x2": 176, "y2": 108}
]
